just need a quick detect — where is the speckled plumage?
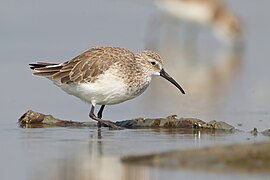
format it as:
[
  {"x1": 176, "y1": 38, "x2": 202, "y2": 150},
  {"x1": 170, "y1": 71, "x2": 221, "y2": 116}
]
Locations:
[
  {"x1": 32, "y1": 47, "x2": 135, "y2": 84},
  {"x1": 29, "y1": 46, "x2": 185, "y2": 128}
]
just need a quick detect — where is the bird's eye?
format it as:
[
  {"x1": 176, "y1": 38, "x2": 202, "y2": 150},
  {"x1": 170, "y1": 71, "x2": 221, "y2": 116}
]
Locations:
[{"x1": 150, "y1": 61, "x2": 156, "y2": 65}]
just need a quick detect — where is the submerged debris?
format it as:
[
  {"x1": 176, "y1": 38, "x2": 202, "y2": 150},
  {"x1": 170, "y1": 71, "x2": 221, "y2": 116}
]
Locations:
[
  {"x1": 262, "y1": 129, "x2": 270, "y2": 136},
  {"x1": 122, "y1": 141, "x2": 270, "y2": 174},
  {"x1": 18, "y1": 110, "x2": 95, "y2": 128},
  {"x1": 19, "y1": 110, "x2": 235, "y2": 131},
  {"x1": 115, "y1": 117, "x2": 236, "y2": 131}
]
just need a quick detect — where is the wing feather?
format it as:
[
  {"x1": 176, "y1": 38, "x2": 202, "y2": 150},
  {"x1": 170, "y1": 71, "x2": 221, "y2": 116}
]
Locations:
[{"x1": 31, "y1": 47, "x2": 135, "y2": 84}]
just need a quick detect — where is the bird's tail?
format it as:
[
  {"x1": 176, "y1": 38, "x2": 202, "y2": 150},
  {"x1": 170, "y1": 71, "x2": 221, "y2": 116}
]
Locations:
[{"x1": 29, "y1": 62, "x2": 63, "y2": 77}]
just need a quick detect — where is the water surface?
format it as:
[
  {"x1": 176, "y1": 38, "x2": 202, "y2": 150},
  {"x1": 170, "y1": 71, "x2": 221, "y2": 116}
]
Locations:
[{"x1": 1, "y1": 0, "x2": 270, "y2": 179}]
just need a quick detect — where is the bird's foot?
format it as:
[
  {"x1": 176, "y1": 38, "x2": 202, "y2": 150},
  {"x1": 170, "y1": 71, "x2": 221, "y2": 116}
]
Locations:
[
  {"x1": 99, "y1": 119, "x2": 123, "y2": 130},
  {"x1": 90, "y1": 113, "x2": 123, "y2": 130}
]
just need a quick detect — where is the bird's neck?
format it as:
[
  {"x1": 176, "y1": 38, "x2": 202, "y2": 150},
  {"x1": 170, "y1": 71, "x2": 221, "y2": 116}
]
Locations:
[{"x1": 124, "y1": 63, "x2": 152, "y2": 97}]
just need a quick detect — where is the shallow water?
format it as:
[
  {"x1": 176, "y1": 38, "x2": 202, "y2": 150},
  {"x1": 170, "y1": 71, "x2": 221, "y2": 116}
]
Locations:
[
  {"x1": 1, "y1": 125, "x2": 269, "y2": 180},
  {"x1": 1, "y1": 0, "x2": 270, "y2": 179}
]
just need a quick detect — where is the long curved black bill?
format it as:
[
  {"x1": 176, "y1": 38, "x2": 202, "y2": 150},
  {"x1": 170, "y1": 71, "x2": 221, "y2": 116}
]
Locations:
[{"x1": 160, "y1": 69, "x2": 185, "y2": 94}]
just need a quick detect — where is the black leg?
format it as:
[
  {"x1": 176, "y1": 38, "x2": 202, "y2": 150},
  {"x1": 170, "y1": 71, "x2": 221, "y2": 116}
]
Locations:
[
  {"x1": 97, "y1": 105, "x2": 105, "y2": 128},
  {"x1": 89, "y1": 105, "x2": 121, "y2": 130},
  {"x1": 89, "y1": 105, "x2": 102, "y2": 128},
  {"x1": 97, "y1": 105, "x2": 105, "y2": 119},
  {"x1": 89, "y1": 105, "x2": 96, "y2": 119}
]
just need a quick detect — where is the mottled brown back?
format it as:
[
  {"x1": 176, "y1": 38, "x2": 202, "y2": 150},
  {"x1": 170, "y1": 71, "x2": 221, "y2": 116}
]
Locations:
[{"x1": 30, "y1": 47, "x2": 136, "y2": 84}]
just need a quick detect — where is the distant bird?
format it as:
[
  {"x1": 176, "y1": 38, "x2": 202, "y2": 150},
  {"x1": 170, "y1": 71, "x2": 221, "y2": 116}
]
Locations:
[
  {"x1": 155, "y1": 0, "x2": 243, "y2": 45},
  {"x1": 30, "y1": 47, "x2": 185, "y2": 129}
]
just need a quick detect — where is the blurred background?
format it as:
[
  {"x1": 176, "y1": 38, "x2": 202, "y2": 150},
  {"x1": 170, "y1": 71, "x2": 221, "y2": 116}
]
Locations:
[{"x1": 1, "y1": 0, "x2": 270, "y2": 179}]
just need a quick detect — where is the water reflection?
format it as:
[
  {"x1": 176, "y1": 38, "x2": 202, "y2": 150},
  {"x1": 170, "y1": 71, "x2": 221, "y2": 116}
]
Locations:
[
  {"x1": 29, "y1": 128, "x2": 237, "y2": 180},
  {"x1": 89, "y1": 128, "x2": 103, "y2": 156}
]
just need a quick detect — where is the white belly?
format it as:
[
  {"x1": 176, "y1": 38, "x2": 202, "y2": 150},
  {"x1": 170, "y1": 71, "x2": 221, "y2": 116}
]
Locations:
[{"x1": 54, "y1": 70, "x2": 135, "y2": 106}]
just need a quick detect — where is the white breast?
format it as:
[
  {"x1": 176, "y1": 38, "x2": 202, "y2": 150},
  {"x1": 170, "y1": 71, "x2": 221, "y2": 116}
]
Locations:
[{"x1": 54, "y1": 67, "x2": 138, "y2": 105}]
